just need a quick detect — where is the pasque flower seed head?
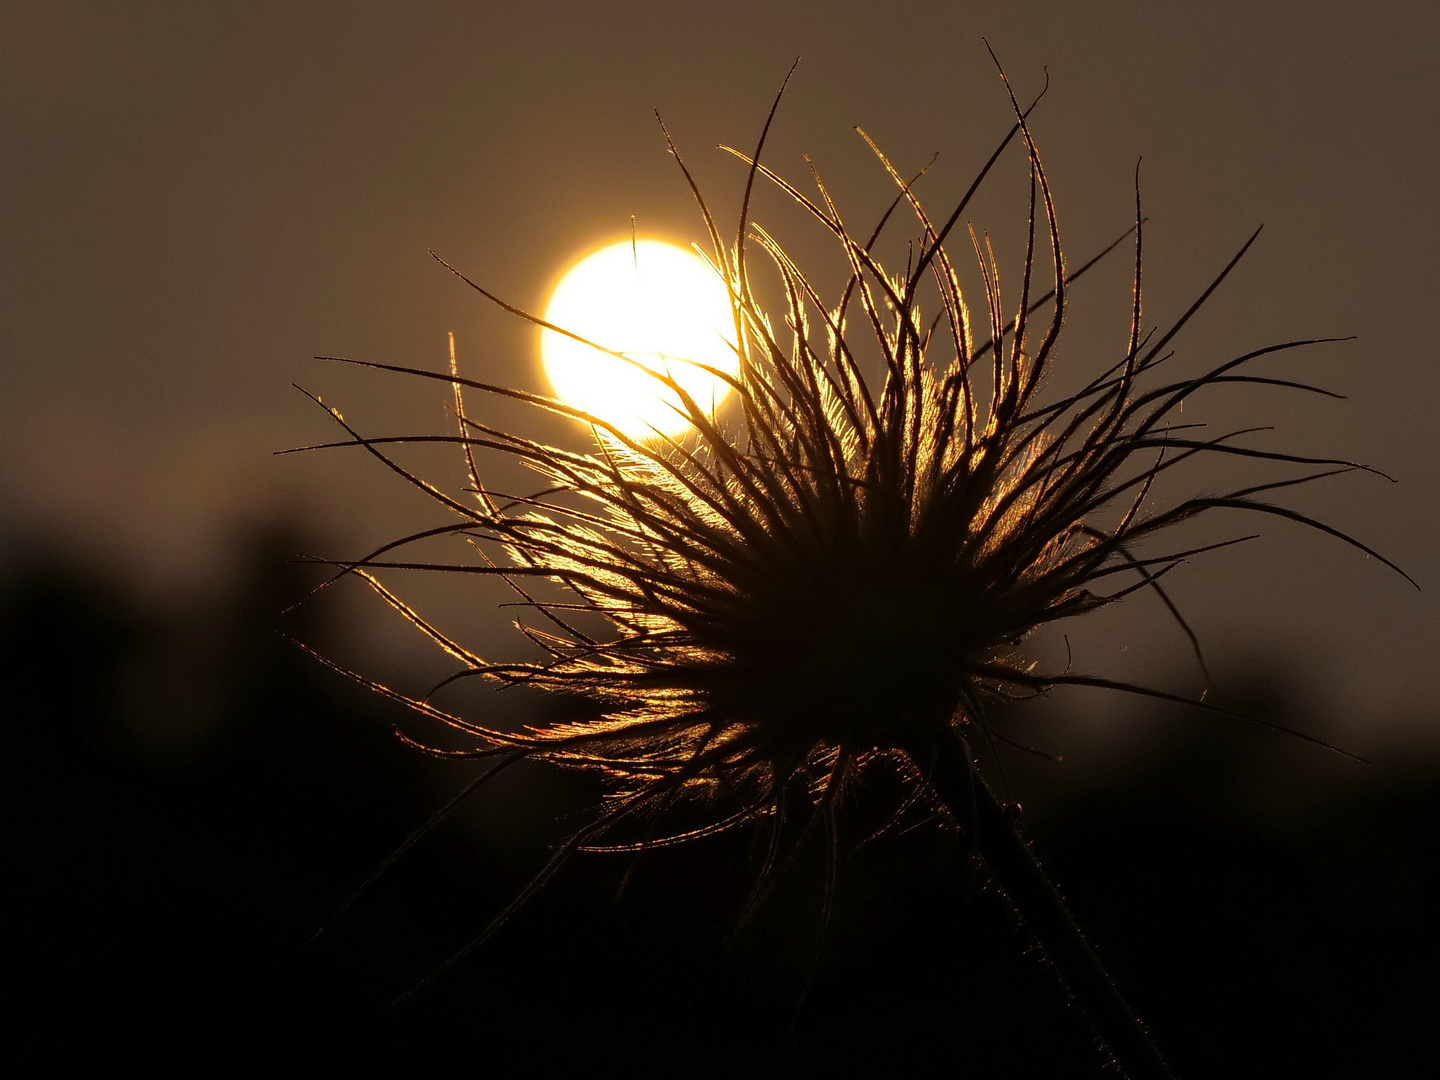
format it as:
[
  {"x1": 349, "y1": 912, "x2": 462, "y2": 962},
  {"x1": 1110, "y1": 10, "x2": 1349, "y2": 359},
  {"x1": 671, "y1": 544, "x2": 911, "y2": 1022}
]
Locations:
[{"x1": 296, "y1": 63, "x2": 1409, "y2": 1077}]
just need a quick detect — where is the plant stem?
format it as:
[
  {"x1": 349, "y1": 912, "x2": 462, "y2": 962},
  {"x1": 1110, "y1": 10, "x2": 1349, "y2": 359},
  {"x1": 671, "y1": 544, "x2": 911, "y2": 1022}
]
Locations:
[{"x1": 921, "y1": 727, "x2": 1177, "y2": 1080}]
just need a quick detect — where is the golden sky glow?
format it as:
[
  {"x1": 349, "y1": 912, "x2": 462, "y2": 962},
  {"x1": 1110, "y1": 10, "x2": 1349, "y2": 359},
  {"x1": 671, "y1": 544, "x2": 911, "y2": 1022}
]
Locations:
[{"x1": 540, "y1": 239, "x2": 738, "y2": 439}]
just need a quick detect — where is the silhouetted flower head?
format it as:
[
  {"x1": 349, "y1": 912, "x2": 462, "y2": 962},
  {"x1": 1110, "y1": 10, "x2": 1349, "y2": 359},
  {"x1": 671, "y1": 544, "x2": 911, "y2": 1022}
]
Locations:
[{"x1": 297, "y1": 71, "x2": 1407, "y2": 963}]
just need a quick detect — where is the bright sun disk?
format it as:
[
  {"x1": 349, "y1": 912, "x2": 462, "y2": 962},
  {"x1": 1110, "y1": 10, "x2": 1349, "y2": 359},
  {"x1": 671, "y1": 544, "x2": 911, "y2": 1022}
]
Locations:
[{"x1": 540, "y1": 239, "x2": 738, "y2": 439}]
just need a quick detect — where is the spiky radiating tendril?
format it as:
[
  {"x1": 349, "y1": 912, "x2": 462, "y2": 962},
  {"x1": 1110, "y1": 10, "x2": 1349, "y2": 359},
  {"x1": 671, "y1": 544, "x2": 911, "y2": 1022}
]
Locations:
[{"x1": 289, "y1": 60, "x2": 1411, "y2": 1078}]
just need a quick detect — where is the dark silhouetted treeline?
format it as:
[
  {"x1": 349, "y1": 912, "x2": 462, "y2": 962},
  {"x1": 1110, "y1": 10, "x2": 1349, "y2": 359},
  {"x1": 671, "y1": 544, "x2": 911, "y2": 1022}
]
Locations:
[{"x1": 4, "y1": 529, "x2": 1436, "y2": 1076}]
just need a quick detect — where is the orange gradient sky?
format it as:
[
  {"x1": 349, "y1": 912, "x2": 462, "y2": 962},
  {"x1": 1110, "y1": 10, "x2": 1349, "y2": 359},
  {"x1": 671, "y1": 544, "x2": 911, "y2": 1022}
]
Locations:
[{"x1": 1, "y1": 1, "x2": 1436, "y2": 729}]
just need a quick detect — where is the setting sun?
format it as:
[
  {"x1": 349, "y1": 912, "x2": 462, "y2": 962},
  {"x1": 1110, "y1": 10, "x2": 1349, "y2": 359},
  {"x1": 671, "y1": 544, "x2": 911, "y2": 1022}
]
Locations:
[{"x1": 540, "y1": 239, "x2": 738, "y2": 439}]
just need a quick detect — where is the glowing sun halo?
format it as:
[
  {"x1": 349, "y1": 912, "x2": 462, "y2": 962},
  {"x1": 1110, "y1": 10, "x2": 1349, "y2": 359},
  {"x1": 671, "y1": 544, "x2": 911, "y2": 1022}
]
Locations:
[{"x1": 540, "y1": 239, "x2": 739, "y2": 439}]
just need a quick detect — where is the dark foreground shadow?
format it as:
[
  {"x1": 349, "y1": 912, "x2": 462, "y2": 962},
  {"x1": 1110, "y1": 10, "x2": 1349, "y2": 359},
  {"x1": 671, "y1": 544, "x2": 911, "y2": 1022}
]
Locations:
[{"x1": 4, "y1": 529, "x2": 1436, "y2": 1076}]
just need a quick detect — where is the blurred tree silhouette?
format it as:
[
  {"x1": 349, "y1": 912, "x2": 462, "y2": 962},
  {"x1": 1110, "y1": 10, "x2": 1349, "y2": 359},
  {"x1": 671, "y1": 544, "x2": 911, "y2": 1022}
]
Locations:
[{"x1": 3, "y1": 528, "x2": 1436, "y2": 1074}]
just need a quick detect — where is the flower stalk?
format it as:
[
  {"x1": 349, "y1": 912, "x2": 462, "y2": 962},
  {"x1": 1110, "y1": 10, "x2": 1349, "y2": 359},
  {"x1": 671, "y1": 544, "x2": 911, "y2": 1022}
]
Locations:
[{"x1": 917, "y1": 725, "x2": 1176, "y2": 1079}]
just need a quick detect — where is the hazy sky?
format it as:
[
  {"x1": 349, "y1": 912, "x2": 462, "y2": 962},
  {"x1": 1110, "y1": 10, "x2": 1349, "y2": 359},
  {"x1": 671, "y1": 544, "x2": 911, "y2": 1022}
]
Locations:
[{"x1": 3, "y1": 2, "x2": 1437, "y2": 731}]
